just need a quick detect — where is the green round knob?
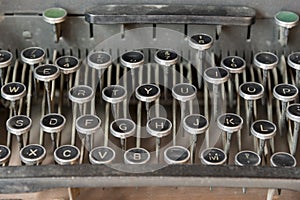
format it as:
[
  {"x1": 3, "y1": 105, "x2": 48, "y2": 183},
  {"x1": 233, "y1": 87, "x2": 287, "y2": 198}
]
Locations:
[
  {"x1": 43, "y1": 7, "x2": 67, "y2": 24},
  {"x1": 275, "y1": 11, "x2": 299, "y2": 29}
]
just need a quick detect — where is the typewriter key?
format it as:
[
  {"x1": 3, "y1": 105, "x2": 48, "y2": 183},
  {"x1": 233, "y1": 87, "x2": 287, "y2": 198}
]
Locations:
[
  {"x1": 251, "y1": 120, "x2": 277, "y2": 156},
  {"x1": 147, "y1": 117, "x2": 172, "y2": 160},
  {"x1": 20, "y1": 144, "x2": 46, "y2": 165},
  {"x1": 121, "y1": 51, "x2": 144, "y2": 88},
  {"x1": 35, "y1": 64, "x2": 60, "y2": 113},
  {"x1": 55, "y1": 56, "x2": 80, "y2": 75},
  {"x1": 76, "y1": 114, "x2": 101, "y2": 150},
  {"x1": 189, "y1": 33, "x2": 214, "y2": 88},
  {"x1": 40, "y1": 113, "x2": 66, "y2": 149},
  {"x1": 89, "y1": 146, "x2": 115, "y2": 164},
  {"x1": 221, "y1": 56, "x2": 246, "y2": 106},
  {"x1": 124, "y1": 147, "x2": 150, "y2": 165},
  {"x1": 274, "y1": 83, "x2": 298, "y2": 134},
  {"x1": 54, "y1": 145, "x2": 80, "y2": 165},
  {"x1": 204, "y1": 67, "x2": 229, "y2": 119},
  {"x1": 0, "y1": 50, "x2": 13, "y2": 87},
  {"x1": 88, "y1": 51, "x2": 112, "y2": 93},
  {"x1": 288, "y1": 52, "x2": 300, "y2": 88},
  {"x1": 270, "y1": 152, "x2": 297, "y2": 167},
  {"x1": 235, "y1": 150, "x2": 261, "y2": 166},
  {"x1": 286, "y1": 104, "x2": 300, "y2": 155},
  {"x1": 154, "y1": 49, "x2": 178, "y2": 98},
  {"x1": 183, "y1": 114, "x2": 209, "y2": 163},
  {"x1": 275, "y1": 11, "x2": 299, "y2": 46},
  {"x1": 69, "y1": 85, "x2": 94, "y2": 115},
  {"x1": 136, "y1": 84, "x2": 160, "y2": 120},
  {"x1": 43, "y1": 7, "x2": 67, "y2": 42},
  {"x1": 172, "y1": 83, "x2": 197, "y2": 132},
  {"x1": 164, "y1": 146, "x2": 190, "y2": 164},
  {"x1": 21, "y1": 47, "x2": 45, "y2": 93},
  {"x1": 21, "y1": 47, "x2": 45, "y2": 66},
  {"x1": 254, "y1": 52, "x2": 278, "y2": 102},
  {"x1": 102, "y1": 85, "x2": 127, "y2": 119},
  {"x1": 6, "y1": 115, "x2": 32, "y2": 149},
  {"x1": 239, "y1": 82, "x2": 264, "y2": 133},
  {"x1": 1, "y1": 82, "x2": 26, "y2": 116},
  {"x1": 200, "y1": 147, "x2": 227, "y2": 165},
  {"x1": 0, "y1": 145, "x2": 11, "y2": 165},
  {"x1": 110, "y1": 119, "x2": 136, "y2": 150},
  {"x1": 217, "y1": 113, "x2": 243, "y2": 154}
]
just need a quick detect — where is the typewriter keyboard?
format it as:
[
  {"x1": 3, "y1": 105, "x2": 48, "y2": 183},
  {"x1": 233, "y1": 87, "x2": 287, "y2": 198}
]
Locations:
[{"x1": 1, "y1": 3, "x2": 300, "y2": 199}]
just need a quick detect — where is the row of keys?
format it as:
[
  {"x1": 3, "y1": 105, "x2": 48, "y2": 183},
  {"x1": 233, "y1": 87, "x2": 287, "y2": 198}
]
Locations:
[{"x1": 0, "y1": 142, "x2": 296, "y2": 167}]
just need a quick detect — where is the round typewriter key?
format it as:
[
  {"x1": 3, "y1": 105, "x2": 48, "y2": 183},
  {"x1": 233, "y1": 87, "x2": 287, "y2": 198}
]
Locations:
[
  {"x1": 1, "y1": 82, "x2": 26, "y2": 101},
  {"x1": 21, "y1": 47, "x2": 45, "y2": 65},
  {"x1": 0, "y1": 50, "x2": 13, "y2": 69},
  {"x1": 218, "y1": 113, "x2": 243, "y2": 154},
  {"x1": 34, "y1": 64, "x2": 60, "y2": 82},
  {"x1": 204, "y1": 67, "x2": 229, "y2": 119},
  {"x1": 221, "y1": 56, "x2": 246, "y2": 74},
  {"x1": 89, "y1": 146, "x2": 115, "y2": 164},
  {"x1": 88, "y1": 51, "x2": 112, "y2": 70},
  {"x1": 288, "y1": 52, "x2": 300, "y2": 70},
  {"x1": 147, "y1": 117, "x2": 172, "y2": 160},
  {"x1": 274, "y1": 83, "x2": 298, "y2": 102},
  {"x1": 154, "y1": 49, "x2": 178, "y2": 67},
  {"x1": 189, "y1": 33, "x2": 213, "y2": 51},
  {"x1": 286, "y1": 104, "x2": 300, "y2": 155},
  {"x1": 121, "y1": 51, "x2": 144, "y2": 69},
  {"x1": 221, "y1": 56, "x2": 246, "y2": 106},
  {"x1": 204, "y1": 67, "x2": 229, "y2": 85},
  {"x1": 41, "y1": 113, "x2": 66, "y2": 149},
  {"x1": 110, "y1": 119, "x2": 136, "y2": 150},
  {"x1": 275, "y1": 11, "x2": 299, "y2": 46},
  {"x1": 76, "y1": 114, "x2": 101, "y2": 150},
  {"x1": 239, "y1": 82, "x2": 264, "y2": 133},
  {"x1": 251, "y1": 120, "x2": 276, "y2": 156},
  {"x1": 200, "y1": 147, "x2": 227, "y2": 165},
  {"x1": 172, "y1": 83, "x2": 197, "y2": 102},
  {"x1": 0, "y1": 145, "x2": 11, "y2": 165},
  {"x1": 6, "y1": 115, "x2": 32, "y2": 149},
  {"x1": 41, "y1": 113, "x2": 66, "y2": 133},
  {"x1": 124, "y1": 147, "x2": 150, "y2": 165},
  {"x1": 270, "y1": 152, "x2": 297, "y2": 167},
  {"x1": 239, "y1": 82, "x2": 264, "y2": 100},
  {"x1": 172, "y1": 83, "x2": 197, "y2": 133},
  {"x1": 254, "y1": 52, "x2": 278, "y2": 71},
  {"x1": 34, "y1": 64, "x2": 60, "y2": 113},
  {"x1": 43, "y1": 7, "x2": 67, "y2": 42},
  {"x1": 55, "y1": 56, "x2": 80, "y2": 74},
  {"x1": 136, "y1": 84, "x2": 160, "y2": 120},
  {"x1": 183, "y1": 114, "x2": 209, "y2": 135},
  {"x1": 0, "y1": 50, "x2": 13, "y2": 87},
  {"x1": 235, "y1": 150, "x2": 261, "y2": 166},
  {"x1": 155, "y1": 49, "x2": 178, "y2": 98},
  {"x1": 183, "y1": 114, "x2": 209, "y2": 163},
  {"x1": 88, "y1": 51, "x2": 112, "y2": 93},
  {"x1": 102, "y1": 85, "x2": 127, "y2": 119},
  {"x1": 121, "y1": 51, "x2": 144, "y2": 89},
  {"x1": 288, "y1": 52, "x2": 300, "y2": 88},
  {"x1": 69, "y1": 85, "x2": 94, "y2": 114},
  {"x1": 164, "y1": 146, "x2": 190, "y2": 164},
  {"x1": 54, "y1": 145, "x2": 80, "y2": 165},
  {"x1": 20, "y1": 144, "x2": 46, "y2": 165},
  {"x1": 274, "y1": 84, "x2": 298, "y2": 135},
  {"x1": 1, "y1": 82, "x2": 26, "y2": 115},
  {"x1": 254, "y1": 52, "x2": 278, "y2": 101},
  {"x1": 189, "y1": 33, "x2": 214, "y2": 88}
]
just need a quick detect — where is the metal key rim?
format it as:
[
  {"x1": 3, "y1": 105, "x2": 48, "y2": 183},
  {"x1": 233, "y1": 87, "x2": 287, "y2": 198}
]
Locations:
[
  {"x1": 20, "y1": 47, "x2": 45, "y2": 65},
  {"x1": 164, "y1": 145, "x2": 191, "y2": 164},
  {"x1": 87, "y1": 51, "x2": 112, "y2": 70},
  {"x1": 188, "y1": 33, "x2": 213, "y2": 51},
  {"x1": 40, "y1": 113, "x2": 66, "y2": 133},
  {"x1": 183, "y1": 114, "x2": 209, "y2": 135},
  {"x1": 55, "y1": 56, "x2": 81, "y2": 74}
]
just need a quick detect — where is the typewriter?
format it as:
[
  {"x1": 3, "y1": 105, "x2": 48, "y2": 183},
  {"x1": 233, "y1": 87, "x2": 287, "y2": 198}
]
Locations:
[{"x1": 0, "y1": 1, "x2": 300, "y2": 199}]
